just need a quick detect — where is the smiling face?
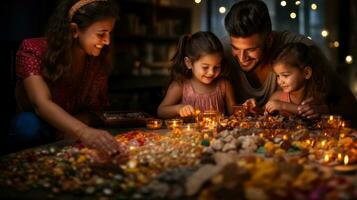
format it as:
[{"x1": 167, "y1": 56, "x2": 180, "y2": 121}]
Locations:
[
  {"x1": 230, "y1": 33, "x2": 266, "y2": 72},
  {"x1": 186, "y1": 53, "x2": 222, "y2": 85},
  {"x1": 74, "y1": 17, "x2": 115, "y2": 56},
  {"x1": 273, "y1": 62, "x2": 309, "y2": 93}
]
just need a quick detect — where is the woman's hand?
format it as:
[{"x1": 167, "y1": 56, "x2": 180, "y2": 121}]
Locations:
[
  {"x1": 298, "y1": 97, "x2": 329, "y2": 119},
  {"x1": 178, "y1": 105, "x2": 195, "y2": 117},
  {"x1": 77, "y1": 127, "x2": 126, "y2": 158}
]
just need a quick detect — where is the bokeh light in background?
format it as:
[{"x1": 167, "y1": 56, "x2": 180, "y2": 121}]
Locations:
[
  {"x1": 219, "y1": 6, "x2": 226, "y2": 14},
  {"x1": 345, "y1": 55, "x2": 353, "y2": 64}
]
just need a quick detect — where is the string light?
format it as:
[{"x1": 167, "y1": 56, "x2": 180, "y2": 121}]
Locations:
[
  {"x1": 307, "y1": 36, "x2": 312, "y2": 40},
  {"x1": 219, "y1": 6, "x2": 226, "y2": 14},
  {"x1": 280, "y1": 1, "x2": 287, "y2": 7},
  {"x1": 333, "y1": 41, "x2": 339, "y2": 48},
  {"x1": 290, "y1": 12, "x2": 297, "y2": 19},
  {"x1": 329, "y1": 41, "x2": 340, "y2": 48},
  {"x1": 194, "y1": 0, "x2": 201, "y2": 4},
  {"x1": 345, "y1": 55, "x2": 353, "y2": 64},
  {"x1": 311, "y1": 3, "x2": 318, "y2": 10},
  {"x1": 321, "y1": 30, "x2": 329, "y2": 38},
  {"x1": 295, "y1": 1, "x2": 301, "y2": 6}
]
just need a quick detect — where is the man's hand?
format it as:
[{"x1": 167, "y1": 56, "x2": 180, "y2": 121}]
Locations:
[
  {"x1": 298, "y1": 97, "x2": 329, "y2": 119},
  {"x1": 243, "y1": 98, "x2": 263, "y2": 114}
]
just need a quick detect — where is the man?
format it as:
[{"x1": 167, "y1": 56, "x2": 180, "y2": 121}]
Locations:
[{"x1": 222, "y1": 0, "x2": 357, "y2": 126}]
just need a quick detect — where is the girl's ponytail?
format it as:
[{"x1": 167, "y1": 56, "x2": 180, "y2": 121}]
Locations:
[{"x1": 170, "y1": 34, "x2": 191, "y2": 82}]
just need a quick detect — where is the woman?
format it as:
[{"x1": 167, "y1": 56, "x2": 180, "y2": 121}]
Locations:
[{"x1": 11, "y1": 0, "x2": 124, "y2": 159}]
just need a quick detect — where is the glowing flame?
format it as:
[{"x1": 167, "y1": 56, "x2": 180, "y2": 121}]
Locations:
[
  {"x1": 321, "y1": 140, "x2": 326, "y2": 147},
  {"x1": 338, "y1": 153, "x2": 342, "y2": 161},
  {"x1": 344, "y1": 155, "x2": 349, "y2": 165},
  {"x1": 324, "y1": 154, "x2": 329, "y2": 162},
  {"x1": 283, "y1": 135, "x2": 288, "y2": 140}
]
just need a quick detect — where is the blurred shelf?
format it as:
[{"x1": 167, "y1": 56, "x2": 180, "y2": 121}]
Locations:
[
  {"x1": 108, "y1": 75, "x2": 170, "y2": 92},
  {"x1": 114, "y1": 35, "x2": 180, "y2": 43}
]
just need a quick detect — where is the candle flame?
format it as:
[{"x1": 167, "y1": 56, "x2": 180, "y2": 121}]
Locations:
[
  {"x1": 338, "y1": 153, "x2": 342, "y2": 161},
  {"x1": 321, "y1": 140, "x2": 326, "y2": 147},
  {"x1": 306, "y1": 139, "x2": 311, "y2": 145},
  {"x1": 283, "y1": 135, "x2": 288, "y2": 140},
  {"x1": 344, "y1": 155, "x2": 349, "y2": 165},
  {"x1": 324, "y1": 154, "x2": 329, "y2": 162},
  {"x1": 329, "y1": 115, "x2": 333, "y2": 120}
]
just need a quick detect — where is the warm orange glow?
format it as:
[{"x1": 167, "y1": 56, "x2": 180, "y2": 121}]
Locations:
[
  {"x1": 146, "y1": 119, "x2": 163, "y2": 129},
  {"x1": 321, "y1": 140, "x2": 326, "y2": 147},
  {"x1": 283, "y1": 135, "x2": 288, "y2": 140},
  {"x1": 324, "y1": 154, "x2": 329, "y2": 162},
  {"x1": 329, "y1": 115, "x2": 333, "y2": 121},
  {"x1": 344, "y1": 155, "x2": 349, "y2": 165},
  {"x1": 338, "y1": 153, "x2": 342, "y2": 161}
]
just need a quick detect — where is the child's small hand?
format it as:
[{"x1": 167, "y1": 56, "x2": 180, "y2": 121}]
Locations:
[
  {"x1": 265, "y1": 100, "x2": 282, "y2": 114},
  {"x1": 178, "y1": 105, "x2": 195, "y2": 117},
  {"x1": 243, "y1": 98, "x2": 263, "y2": 114}
]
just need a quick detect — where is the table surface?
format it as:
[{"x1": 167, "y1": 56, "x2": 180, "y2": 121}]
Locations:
[
  {"x1": 0, "y1": 126, "x2": 171, "y2": 200},
  {"x1": 0, "y1": 125, "x2": 356, "y2": 200}
]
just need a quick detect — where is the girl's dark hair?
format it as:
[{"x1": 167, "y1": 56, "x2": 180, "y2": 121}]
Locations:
[
  {"x1": 42, "y1": 0, "x2": 119, "y2": 82},
  {"x1": 272, "y1": 42, "x2": 330, "y2": 102},
  {"x1": 170, "y1": 31, "x2": 226, "y2": 82},
  {"x1": 224, "y1": 0, "x2": 272, "y2": 38}
]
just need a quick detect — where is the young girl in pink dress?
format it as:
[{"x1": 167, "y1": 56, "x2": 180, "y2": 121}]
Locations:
[
  {"x1": 265, "y1": 42, "x2": 329, "y2": 117},
  {"x1": 157, "y1": 31, "x2": 236, "y2": 118}
]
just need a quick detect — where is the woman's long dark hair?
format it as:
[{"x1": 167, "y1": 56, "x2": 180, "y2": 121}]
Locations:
[
  {"x1": 272, "y1": 42, "x2": 330, "y2": 102},
  {"x1": 42, "y1": 0, "x2": 119, "y2": 82}
]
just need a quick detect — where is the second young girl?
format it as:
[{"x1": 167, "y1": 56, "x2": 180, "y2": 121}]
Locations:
[
  {"x1": 265, "y1": 42, "x2": 329, "y2": 117},
  {"x1": 157, "y1": 31, "x2": 236, "y2": 118}
]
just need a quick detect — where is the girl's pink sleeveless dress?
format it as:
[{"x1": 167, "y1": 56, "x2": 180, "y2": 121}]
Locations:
[{"x1": 182, "y1": 79, "x2": 226, "y2": 114}]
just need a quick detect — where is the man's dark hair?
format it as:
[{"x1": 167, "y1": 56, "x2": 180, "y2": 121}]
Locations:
[{"x1": 224, "y1": 0, "x2": 272, "y2": 37}]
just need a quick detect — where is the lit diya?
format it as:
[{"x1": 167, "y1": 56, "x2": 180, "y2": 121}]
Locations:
[
  {"x1": 146, "y1": 119, "x2": 163, "y2": 130},
  {"x1": 165, "y1": 118, "x2": 184, "y2": 130},
  {"x1": 334, "y1": 155, "x2": 357, "y2": 174}
]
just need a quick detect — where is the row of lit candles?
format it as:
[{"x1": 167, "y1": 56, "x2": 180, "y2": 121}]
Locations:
[
  {"x1": 147, "y1": 118, "x2": 199, "y2": 130},
  {"x1": 146, "y1": 110, "x2": 222, "y2": 131},
  {"x1": 320, "y1": 115, "x2": 348, "y2": 129},
  {"x1": 324, "y1": 153, "x2": 350, "y2": 165}
]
